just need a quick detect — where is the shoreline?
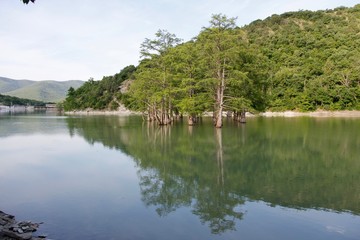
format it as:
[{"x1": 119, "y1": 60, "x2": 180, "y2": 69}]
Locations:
[
  {"x1": 65, "y1": 109, "x2": 360, "y2": 118},
  {"x1": 0, "y1": 210, "x2": 46, "y2": 240},
  {"x1": 65, "y1": 104, "x2": 141, "y2": 116},
  {"x1": 259, "y1": 110, "x2": 360, "y2": 118},
  {"x1": 65, "y1": 109, "x2": 141, "y2": 116}
]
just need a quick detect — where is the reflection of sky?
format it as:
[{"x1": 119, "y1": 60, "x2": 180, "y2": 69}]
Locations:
[
  {"x1": 0, "y1": 132, "x2": 217, "y2": 239},
  {"x1": 0, "y1": 114, "x2": 70, "y2": 137},
  {"x1": 239, "y1": 201, "x2": 360, "y2": 240},
  {"x1": 0, "y1": 133, "x2": 139, "y2": 205}
]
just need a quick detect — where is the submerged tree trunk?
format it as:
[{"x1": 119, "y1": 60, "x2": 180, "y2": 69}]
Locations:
[
  {"x1": 214, "y1": 64, "x2": 225, "y2": 128},
  {"x1": 188, "y1": 116, "x2": 195, "y2": 126},
  {"x1": 239, "y1": 110, "x2": 246, "y2": 123},
  {"x1": 215, "y1": 107, "x2": 223, "y2": 128},
  {"x1": 188, "y1": 114, "x2": 199, "y2": 126},
  {"x1": 146, "y1": 105, "x2": 155, "y2": 122},
  {"x1": 148, "y1": 98, "x2": 174, "y2": 126},
  {"x1": 233, "y1": 110, "x2": 246, "y2": 123}
]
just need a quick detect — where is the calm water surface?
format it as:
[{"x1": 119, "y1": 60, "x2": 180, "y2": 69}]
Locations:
[{"x1": 0, "y1": 111, "x2": 359, "y2": 240}]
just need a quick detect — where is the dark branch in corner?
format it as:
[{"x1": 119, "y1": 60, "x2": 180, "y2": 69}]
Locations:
[{"x1": 22, "y1": 0, "x2": 35, "y2": 4}]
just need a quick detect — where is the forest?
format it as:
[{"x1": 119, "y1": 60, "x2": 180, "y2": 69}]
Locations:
[
  {"x1": 0, "y1": 94, "x2": 46, "y2": 107},
  {"x1": 63, "y1": 5, "x2": 360, "y2": 127}
]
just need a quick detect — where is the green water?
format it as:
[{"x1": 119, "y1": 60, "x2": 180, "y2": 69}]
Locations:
[{"x1": 0, "y1": 112, "x2": 359, "y2": 239}]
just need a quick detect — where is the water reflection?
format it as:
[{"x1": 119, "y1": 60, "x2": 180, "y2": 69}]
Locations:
[
  {"x1": 0, "y1": 110, "x2": 68, "y2": 137},
  {"x1": 65, "y1": 116, "x2": 360, "y2": 234}
]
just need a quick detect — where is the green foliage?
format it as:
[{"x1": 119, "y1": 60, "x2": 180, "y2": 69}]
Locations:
[
  {"x1": 129, "y1": 14, "x2": 260, "y2": 126},
  {"x1": 168, "y1": 41, "x2": 210, "y2": 116},
  {"x1": 0, "y1": 94, "x2": 45, "y2": 106},
  {"x1": 245, "y1": 5, "x2": 360, "y2": 111},
  {"x1": 140, "y1": 29, "x2": 182, "y2": 58},
  {"x1": 130, "y1": 30, "x2": 183, "y2": 124},
  {"x1": 64, "y1": 5, "x2": 360, "y2": 114},
  {"x1": 197, "y1": 14, "x2": 246, "y2": 127},
  {"x1": 63, "y1": 65, "x2": 136, "y2": 111}
]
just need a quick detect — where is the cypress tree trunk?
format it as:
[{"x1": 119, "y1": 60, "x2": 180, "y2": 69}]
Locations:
[
  {"x1": 215, "y1": 65, "x2": 225, "y2": 128},
  {"x1": 188, "y1": 116, "x2": 195, "y2": 126},
  {"x1": 239, "y1": 110, "x2": 246, "y2": 123},
  {"x1": 215, "y1": 105, "x2": 223, "y2": 128}
]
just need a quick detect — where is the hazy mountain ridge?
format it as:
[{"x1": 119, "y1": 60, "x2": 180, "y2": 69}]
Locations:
[{"x1": 0, "y1": 77, "x2": 84, "y2": 102}]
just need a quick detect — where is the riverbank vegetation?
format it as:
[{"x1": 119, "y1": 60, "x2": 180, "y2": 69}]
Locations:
[
  {"x1": 0, "y1": 94, "x2": 46, "y2": 107},
  {"x1": 62, "y1": 65, "x2": 136, "y2": 111},
  {"x1": 63, "y1": 5, "x2": 360, "y2": 126}
]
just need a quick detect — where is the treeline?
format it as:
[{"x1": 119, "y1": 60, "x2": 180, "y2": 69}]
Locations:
[
  {"x1": 63, "y1": 5, "x2": 360, "y2": 126},
  {"x1": 0, "y1": 94, "x2": 46, "y2": 106}
]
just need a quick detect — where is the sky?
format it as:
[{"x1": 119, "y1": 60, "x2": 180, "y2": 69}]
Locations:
[{"x1": 0, "y1": 0, "x2": 359, "y2": 81}]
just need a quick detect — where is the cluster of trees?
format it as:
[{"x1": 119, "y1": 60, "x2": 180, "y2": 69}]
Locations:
[
  {"x1": 63, "y1": 5, "x2": 360, "y2": 126},
  {"x1": 129, "y1": 15, "x2": 266, "y2": 127},
  {"x1": 0, "y1": 94, "x2": 46, "y2": 107}
]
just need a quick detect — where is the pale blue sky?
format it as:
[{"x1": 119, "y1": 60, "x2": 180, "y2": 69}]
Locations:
[{"x1": 0, "y1": 0, "x2": 359, "y2": 81}]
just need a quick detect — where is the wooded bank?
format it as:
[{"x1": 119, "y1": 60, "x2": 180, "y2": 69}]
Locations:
[{"x1": 63, "y1": 5, "x2": 360, "y2": 126}]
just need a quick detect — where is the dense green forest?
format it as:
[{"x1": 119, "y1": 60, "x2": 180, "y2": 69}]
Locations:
[
  {"x1": 0, "y1": 94, "x2": 46, "y2": 107},
  {"x1": 63, "y1": 5, "x2": 360, "y2": 126},
  {"x1": 63, "y1": 65, "x2": 136, "y2": 111}
]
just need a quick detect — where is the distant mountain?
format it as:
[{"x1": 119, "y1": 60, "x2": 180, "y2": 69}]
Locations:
[{"x1": 0, "y1": 77, "x2": 84, "y2": 102}]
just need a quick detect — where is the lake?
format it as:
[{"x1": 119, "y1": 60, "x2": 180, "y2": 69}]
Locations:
[{"x1": 0, "y1": 111, "x2": 359, "y2": 240}]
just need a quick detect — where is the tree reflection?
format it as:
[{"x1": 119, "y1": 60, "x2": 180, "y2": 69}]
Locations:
[
  {"x1": 192, "y1": 128, "x2": 244, "y2": 234},
  {"x1": 192, "y1": 188, "x2": 244, "y2": 234},
  {"x1": 137, "y1": 122, "x2": 194, "y2": 217},
  {"x1": 66, "y1": 116, "x2": 360, "y2": 234},
  {"x1": 136, "y1": 123, "x2": 244, "y2": 234},
  {"x1": 139, "y1": 169, "x2": 193, "y2": 216}
]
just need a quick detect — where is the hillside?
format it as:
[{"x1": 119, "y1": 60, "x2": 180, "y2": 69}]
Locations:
[
  {"x1": 63, "y1": 65, "x2": 136, "y2": 110},
  {"x1": 0, "y1": 77, "x2": 34, "y2": 92},
  {"x1": 63, "y1": 4, "x2": 360, "y2": 122},
  {"x1": 0, "y1": 77, "x2": 84, "y2": 102},
  {"x1": 244, "y1": 5, "x2": 360, "y2": 111}
]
